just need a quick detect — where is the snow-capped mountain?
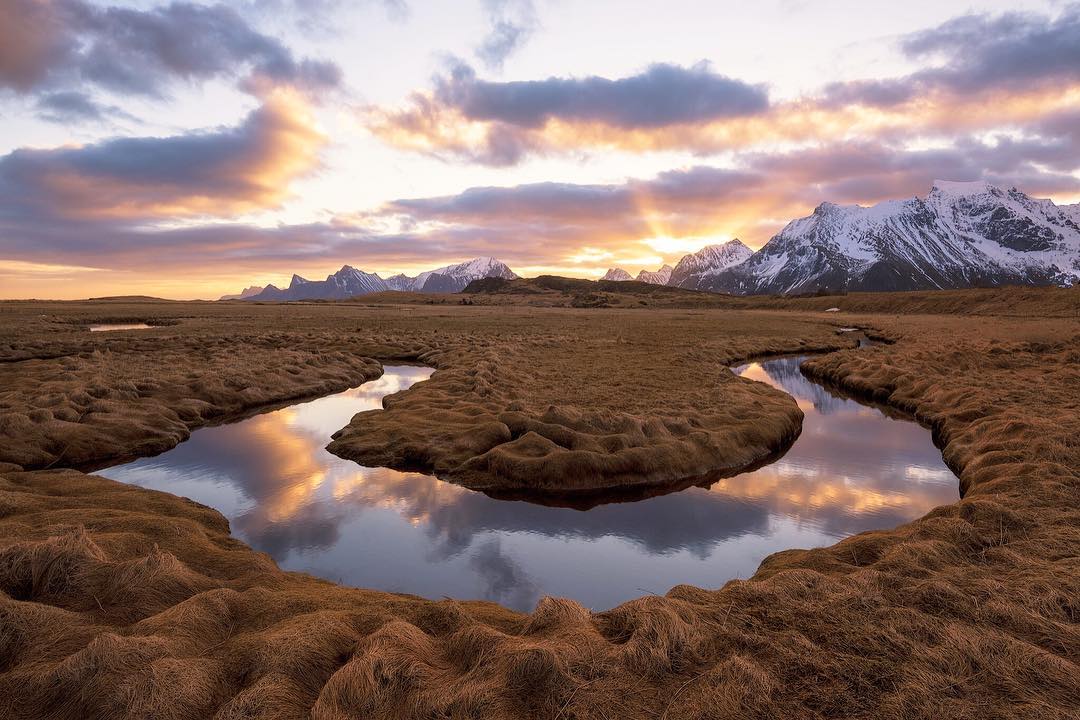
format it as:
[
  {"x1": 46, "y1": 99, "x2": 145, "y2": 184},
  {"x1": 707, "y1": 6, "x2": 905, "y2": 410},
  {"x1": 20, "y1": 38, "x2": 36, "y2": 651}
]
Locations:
[
  {"x1": 218, "y1": 285, "x2": 267, "y2": 301},
  {"x1": 249, "y1": 266, "x2": 388, "y2": 301},
  {"x1": 1063, "y1": 202, "x2": 1080, "y2": 227},
  {"x1": 636, "y1": 264, "x2": 674, "y2": 285},
  {"x1": 668, "y1": 240, "x2": 754, "y2": 289},
  {"x1": 242, "y1": 258, "x2": 517, "y2": 301},
  {"x1": 601, "y1": 268, "x2": 632, "y2": 281},
  {"x1": 701, "y1": 181, "x2": 1080, "y2": 295},
  {"x1": 383, "y1": 274, "x2": 415, "y2": 291},
  {"x1": 398, "y1": 257, "x2": 519, "y2": 293}
]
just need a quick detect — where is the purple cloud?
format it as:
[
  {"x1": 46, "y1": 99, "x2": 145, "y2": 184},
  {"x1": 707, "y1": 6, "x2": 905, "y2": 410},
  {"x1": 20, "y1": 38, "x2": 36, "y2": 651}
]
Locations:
[
  {"x1": 435, "y1": 61, "x2": 769, "y2": 129},
  {"x1": 0, "y1": 0, "x2": 341, "y2": 98}
]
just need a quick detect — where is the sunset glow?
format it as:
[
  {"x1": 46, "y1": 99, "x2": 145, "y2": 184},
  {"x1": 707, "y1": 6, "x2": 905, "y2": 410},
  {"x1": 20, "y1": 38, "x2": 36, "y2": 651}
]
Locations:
[{"x1": 1, "y1": 0, "x2": 1078, "y2": 298}]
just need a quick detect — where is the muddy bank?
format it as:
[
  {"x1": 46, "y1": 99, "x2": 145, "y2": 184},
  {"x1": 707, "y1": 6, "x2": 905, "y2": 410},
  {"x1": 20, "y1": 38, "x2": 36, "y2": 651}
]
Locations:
[{"x1": 0, "y1": 298, "x2": 1077, "y2": 719}]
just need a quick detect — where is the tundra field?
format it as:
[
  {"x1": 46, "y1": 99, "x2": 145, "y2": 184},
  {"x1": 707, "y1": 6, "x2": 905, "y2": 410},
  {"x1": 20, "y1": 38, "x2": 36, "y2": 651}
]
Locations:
[{"x1": 0, "y1": 286, "x2": 1077, "y2": 719}]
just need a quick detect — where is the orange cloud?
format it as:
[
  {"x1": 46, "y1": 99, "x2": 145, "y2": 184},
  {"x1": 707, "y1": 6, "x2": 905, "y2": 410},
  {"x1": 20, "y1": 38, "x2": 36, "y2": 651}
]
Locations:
[
  {"x1": 368, "y1": 84, "x2": 1080, "y2": 162},
  {"x1": 4, "y1": 89, "x2": 324, "y2": 222}
]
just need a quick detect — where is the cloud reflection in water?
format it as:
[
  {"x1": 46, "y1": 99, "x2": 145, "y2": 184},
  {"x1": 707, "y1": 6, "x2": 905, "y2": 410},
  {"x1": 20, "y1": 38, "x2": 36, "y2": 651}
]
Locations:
[{"x1": 100, "y1": 360, "x2": 957, "y2": 611}]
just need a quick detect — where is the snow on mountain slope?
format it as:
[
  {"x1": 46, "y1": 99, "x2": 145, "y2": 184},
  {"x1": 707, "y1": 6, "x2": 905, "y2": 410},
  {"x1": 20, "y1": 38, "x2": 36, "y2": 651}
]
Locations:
[
  {"x1": 249, "y1": 266, "x2": 389, "y2": 301},
  {"x1": 329, "y1": 266, "x2": 389, "y2": 295},
  {"x1": 700, "y1": 181, "x2": 1080, "y2": 295},
  {"x1": 601, "y1": 268, "x2": 632, "y2": 281},
  {"x1": 383, "y1": 274, "x2": 415, "y2": 291},
  {"x1": 636, "y1": 264, "x2": 673, "y2": 284},
  {"x1": 1063, "y1": 202, "x2": 1080, "y2": 227},
  {"x1": 668, "y1": 240, "x2": 754, "y2": 289},
  {"x1": 410, "y1": 257, "x2": 518, "y2": 292},
  {"x1": 242, "y1": 258, "x2": 517, "y2": 300}
]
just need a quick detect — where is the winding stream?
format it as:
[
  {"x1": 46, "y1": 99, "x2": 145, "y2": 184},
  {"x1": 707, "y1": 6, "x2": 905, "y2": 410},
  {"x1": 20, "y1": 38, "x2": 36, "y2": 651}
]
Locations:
[{"x1": 98, "y1": 353, "x2": 958, "y2": 611}]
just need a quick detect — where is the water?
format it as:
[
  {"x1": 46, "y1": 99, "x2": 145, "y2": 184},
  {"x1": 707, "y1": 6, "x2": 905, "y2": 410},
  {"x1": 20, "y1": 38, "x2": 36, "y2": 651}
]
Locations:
[
  {"x1": 98, "y1": 358, "x2": 958, "y2": 612},
  {"x1": 89, "y1": 323, "x2": 153, "y2": 331}
]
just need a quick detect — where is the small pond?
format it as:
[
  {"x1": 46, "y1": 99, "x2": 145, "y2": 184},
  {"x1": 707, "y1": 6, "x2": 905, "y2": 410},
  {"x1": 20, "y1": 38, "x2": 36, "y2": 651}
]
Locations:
[
  {"x1": 88, "y1": 323, "x2": 154, "y2": 332},
  {"x1": 98, "y1": 356, "x2": 958, "y2": 611}
]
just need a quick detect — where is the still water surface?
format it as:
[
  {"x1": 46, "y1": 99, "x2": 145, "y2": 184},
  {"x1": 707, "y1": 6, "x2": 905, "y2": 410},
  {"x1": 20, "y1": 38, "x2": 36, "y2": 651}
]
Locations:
[
  {"x1": 89, "y1": 323, "x2": 153, "y2": 331},
  {"x1": 100, "y1": 359, "x2": 958, "y2": 611}
]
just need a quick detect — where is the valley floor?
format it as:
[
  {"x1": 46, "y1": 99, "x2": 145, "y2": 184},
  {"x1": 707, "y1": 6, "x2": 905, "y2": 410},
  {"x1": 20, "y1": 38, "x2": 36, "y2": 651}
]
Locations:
[{"x1": 0, "y1": 288, "x2": 1077, "y2": 719}]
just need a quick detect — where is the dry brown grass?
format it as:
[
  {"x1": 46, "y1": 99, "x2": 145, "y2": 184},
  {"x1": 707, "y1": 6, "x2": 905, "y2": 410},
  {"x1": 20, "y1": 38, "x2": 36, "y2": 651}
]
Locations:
[
  {"x1": 0, "y1": 290, "x2": 1077, "y2": 719},
  {"x1": 0, "y1": 302, "x2": 845, "y2": 492},
  {"x1": 356, "y1": 277, "x2": 1080, "y2": 317}
]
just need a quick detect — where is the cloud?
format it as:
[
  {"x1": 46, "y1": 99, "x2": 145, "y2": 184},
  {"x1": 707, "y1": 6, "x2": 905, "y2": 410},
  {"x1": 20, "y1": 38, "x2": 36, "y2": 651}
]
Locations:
[
  {"x1": 369, "y1": 6, "x2": 1080, "y2": 166},
  {"x1": 475, "y1": 0, "x2": 538, "y2": 71},
  {"x1": 369, "y1": 61, "x2": 771, "y2": 164},
  {"x1": 5, "y1": 127, "x2": 1079, "y2": 283},
  {"x1": 0, "y1": 90, "x2": 324, "y2": 223},
  {"x1": 824, "y1": 6, "x2": 1080, "y2": 108},
  {"x1": 34, "y1": 90, "x2": 137, "y2": 124},
  {"x1": 35, "y1": 91, "x2": 108, "y2": 123},
  {"x1": 382, "y1": 124, "x2": 1080, "y2": 259},
  {"x1": 436, "y1": 61, "x2": 769, "y2": 128},
  {"x1": 468, "y1": 538, "x2": 538, "y2": 609},
  {"x1": 900, "y1": 6, "x2": 1080, "y2": 95},
  {"x1": 246, "y1": 0, "x2": 410, "y2": 29},
  {"x1": 0, "y1": 0, "x2": 341, "y2": 99},
  {"x1": 0, "y1": 0, "x2": 72, "y2": 92}
]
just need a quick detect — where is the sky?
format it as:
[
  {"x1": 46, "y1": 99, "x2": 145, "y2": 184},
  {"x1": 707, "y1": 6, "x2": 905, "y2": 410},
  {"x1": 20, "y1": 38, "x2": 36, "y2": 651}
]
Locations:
[{"x1": 1, "y1": 0, "x2": 1079, "y2": 299}]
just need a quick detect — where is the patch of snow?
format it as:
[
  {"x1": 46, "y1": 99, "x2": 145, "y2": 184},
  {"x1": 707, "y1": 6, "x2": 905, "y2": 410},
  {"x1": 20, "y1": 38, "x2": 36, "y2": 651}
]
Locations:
[{"x1": 602, "y1": 268, "x2": 632, "y2": 281}]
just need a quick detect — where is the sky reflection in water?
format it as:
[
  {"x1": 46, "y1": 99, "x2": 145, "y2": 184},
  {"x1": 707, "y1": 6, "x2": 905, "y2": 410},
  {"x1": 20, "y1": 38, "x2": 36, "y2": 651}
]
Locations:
[
  {"x1": 88, "y1": 323, "x2": 153, "y2": 331},
  {"x1": 99, "y1": 360, "x2": 958, "y2": 611}
]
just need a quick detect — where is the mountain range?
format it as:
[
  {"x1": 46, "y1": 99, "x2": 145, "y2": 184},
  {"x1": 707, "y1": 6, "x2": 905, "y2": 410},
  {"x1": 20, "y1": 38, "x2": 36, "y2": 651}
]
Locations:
[
  {"x1": 218, "y1": 286, "x2": 266, "y2": 301},
  {"x1": 601, "y1": 181, "x2": 1080, "y2": 294},
  {"x1": 603, "y1": 240, "x2": 754, "y2": 289},
  {"x1": 225, "y1": 182, "x2": 1079, "y2": 301},
  {"x1": 227, "y1": 257, "x2": 518, "y2": 301}
]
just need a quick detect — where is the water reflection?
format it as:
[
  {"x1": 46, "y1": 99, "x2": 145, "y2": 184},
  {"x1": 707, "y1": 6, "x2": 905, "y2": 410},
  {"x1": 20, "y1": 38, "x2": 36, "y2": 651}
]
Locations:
[
  {"x1": 89, "y1": 323, "x2": 153, "y2": 331},
  {"x1": 99, "y1": 359, "x2": 958, "y2": 611}
]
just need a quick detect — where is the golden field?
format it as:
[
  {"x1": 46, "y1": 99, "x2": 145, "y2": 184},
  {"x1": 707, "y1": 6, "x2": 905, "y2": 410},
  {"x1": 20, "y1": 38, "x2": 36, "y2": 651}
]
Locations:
[{"x1": 0, "y1": 287, "x2": 1077, "y2": 719}]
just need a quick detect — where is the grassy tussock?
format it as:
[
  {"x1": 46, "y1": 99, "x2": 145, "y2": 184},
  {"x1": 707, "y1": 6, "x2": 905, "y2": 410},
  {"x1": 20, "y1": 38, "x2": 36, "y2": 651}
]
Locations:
[{"x1": 0, "y1": 295, "x2": 1076, "y2": 718}]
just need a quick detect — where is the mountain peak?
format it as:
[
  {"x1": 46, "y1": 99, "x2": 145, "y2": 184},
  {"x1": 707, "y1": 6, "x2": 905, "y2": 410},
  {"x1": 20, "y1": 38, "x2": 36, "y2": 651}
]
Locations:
[
  {"x1": 236, "y1": 257, "x2": 519, "y2": 300},
  {"x1": 812, "y1": 201, "x2": 844, "y2": 215},
  {"x1": 218, "y1": 285, "x2": 266, "y2": 301},
  {"x1": 699, "y1": 180, "x2": 1080, "y2": 296},
  {"x1": 602, "y1": 267, "x2": 632, "y2": 281},
  {"x1": 668, "y1": 240, "x2": 754, "y2": 289},
  {"x1": 930, "y1": 179, "x2": 997, "y2": 198},
  {"x1": 635, "y1": 264, "x2": 674, "y2": 284}
]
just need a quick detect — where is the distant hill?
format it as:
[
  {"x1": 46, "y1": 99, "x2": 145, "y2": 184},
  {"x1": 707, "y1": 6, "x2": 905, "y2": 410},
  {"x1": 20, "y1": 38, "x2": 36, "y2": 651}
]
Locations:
[
  {"x1": 218, "y1": 286, "x2": 266, "y2": 301},
  {"x1": 84, "y1": 295, "x2": 177, "y2": 302},
  {"x1": 461, "y1": 275, "x2": 727, "y2": 308}
]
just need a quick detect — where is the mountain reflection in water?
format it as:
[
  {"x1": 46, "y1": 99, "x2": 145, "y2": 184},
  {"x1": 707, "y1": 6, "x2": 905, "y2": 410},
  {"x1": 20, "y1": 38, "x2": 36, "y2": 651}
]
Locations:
[{"x1": 99, "y1": 360, "x2": 958, "y2": 612}]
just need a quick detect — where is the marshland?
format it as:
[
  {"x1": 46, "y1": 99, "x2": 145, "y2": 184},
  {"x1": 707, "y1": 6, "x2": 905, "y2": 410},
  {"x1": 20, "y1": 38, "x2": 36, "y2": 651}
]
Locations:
[
  {"x1": 6, "y1": 0, "x2": 1080, "y2": 715},
  {"x1": 0, "y1": 286, "x2": 1076, "y2": 718}
]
